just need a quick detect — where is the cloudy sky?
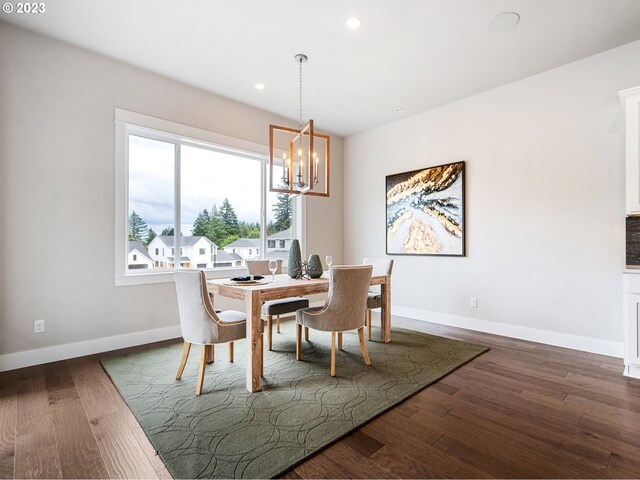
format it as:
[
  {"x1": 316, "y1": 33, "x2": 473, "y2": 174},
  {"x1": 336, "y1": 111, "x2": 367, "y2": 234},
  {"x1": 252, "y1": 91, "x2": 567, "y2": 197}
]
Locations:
[{"x1": 128, "y1": 135, "x2": 282, "y2": 235}]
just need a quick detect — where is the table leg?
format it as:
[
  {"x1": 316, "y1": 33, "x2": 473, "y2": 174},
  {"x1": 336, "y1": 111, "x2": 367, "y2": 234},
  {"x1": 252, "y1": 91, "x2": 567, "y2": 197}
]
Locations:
[
  {"x1": 381, "y1": 275, "x2": 392, "y2": 343},
  {"x1": 245, "y1": 290, "x2": 263, "y2": 392}
]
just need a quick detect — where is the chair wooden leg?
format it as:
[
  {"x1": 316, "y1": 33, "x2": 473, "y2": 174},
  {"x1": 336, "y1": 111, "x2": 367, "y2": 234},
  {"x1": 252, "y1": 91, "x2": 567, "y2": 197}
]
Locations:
[
  {"x1": 338, "y1": 332, "x2": 343, "y2": 351},
  {"x1": 229, "y1": 341, "x2": 234, "y2": 362},
  {"x1": 331, "y1": 332, "x2": 336, "y2": 377},
  {"x1": 267, "y1": 316, "x2": 273, "y2": 351},
  {"x1": 277, "y1": 315, "x2": 281, "y2": 333},
  {"x1": 261, "y1": 332, "x2": 265, "y2": 377},
  {"x1": 357, "y1": 327, "x2": 371, "y2": 366},
  {"x1": 304, "y1": 326, "x2": 309, "y2": 341},
  {"x1": 176, "y1": 341, "x2": 191, "y2": 380},
  {"x1": 366, "y1": 310, "x2": 372, "y2": 340},
  {"x1": 296, "y1": 323, "x2": 302, "y2": 360},
  {"x1": 206, "y1": 344, "x2": 215, "y2": 364},
  {"x1": 196, "y1": 345, "x2": 208, "y2": 395}
]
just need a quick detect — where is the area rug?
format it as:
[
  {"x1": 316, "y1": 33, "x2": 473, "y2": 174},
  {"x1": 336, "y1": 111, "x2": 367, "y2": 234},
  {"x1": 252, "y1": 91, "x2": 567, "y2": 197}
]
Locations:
[{"x1": 101, "y1": 323, "x2": 488, "y2": 479}]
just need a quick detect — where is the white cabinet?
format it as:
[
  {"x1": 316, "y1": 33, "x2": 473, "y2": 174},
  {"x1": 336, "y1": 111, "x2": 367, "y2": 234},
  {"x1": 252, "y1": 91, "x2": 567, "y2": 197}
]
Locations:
[
  {"x1": 623, "y1": 272, "x2": 640, "y2": 378},
  {"x1": 622, "y1": 87, "x2": 640, "y2": 379},
  {"x1": 620, "y1": 86, "x2": 640, "y2": 213}
]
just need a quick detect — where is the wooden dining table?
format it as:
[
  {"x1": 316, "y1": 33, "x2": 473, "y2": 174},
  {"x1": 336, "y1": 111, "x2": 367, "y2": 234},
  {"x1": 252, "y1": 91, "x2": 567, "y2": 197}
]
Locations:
[{"x1": 207, "y1": 272, "x2": 391, "y2": 393}]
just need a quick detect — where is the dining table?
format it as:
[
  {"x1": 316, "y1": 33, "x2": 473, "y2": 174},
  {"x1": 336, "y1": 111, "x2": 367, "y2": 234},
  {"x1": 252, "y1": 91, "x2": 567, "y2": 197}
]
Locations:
[{"x1": 207, "y1": 272, "x2": 391, "y2": 393}]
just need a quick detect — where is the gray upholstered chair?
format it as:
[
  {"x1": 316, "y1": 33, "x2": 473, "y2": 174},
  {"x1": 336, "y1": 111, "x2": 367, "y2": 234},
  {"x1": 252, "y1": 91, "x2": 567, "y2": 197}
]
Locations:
[
  {"x1": 246, "y1": 260, "x2": 309, "y2": 351},
  {"x1": 174, "y1": 269, "x2": 248, "y2": 395},
  {"x1": 295, "y1": 265, "x2": 373, "y2": 376},
  {"x1": 363, "y1": 258, "x2": 394, "y2": 341}
]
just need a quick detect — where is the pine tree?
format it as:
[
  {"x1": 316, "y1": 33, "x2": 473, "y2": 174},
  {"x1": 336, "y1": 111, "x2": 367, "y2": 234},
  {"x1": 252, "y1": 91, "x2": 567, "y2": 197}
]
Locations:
[
  {"x1": 220, "y1": 198, "x2": 240, "y2": 237},
  {"x1": 146, "y1": 228, "x2": 157, "y2": 245},
  {"x1": 272, "y1": 192, "x2": 292, "y2": 233},
  {"x1": 192, "y1": 209, "x2": 210, "y2": 237},
  {"x1": 129, "y1": 211, "x2": 148, "y2": 241},
  {"x1": 205, "y1": 216, "x2": 225, "y2": 246},
  {"x1": 161, "y1": 226, "x2": 175, "y2": 236},
  {"x1": 239, "y1": 221, "x2": 260, "y2": 239}
]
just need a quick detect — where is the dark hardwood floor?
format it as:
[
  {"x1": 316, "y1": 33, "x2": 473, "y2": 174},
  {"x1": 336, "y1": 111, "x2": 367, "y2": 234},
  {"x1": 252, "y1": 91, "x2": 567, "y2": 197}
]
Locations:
[{"x1": 1, "y1": 316, "x2": 640, "y2": 479}]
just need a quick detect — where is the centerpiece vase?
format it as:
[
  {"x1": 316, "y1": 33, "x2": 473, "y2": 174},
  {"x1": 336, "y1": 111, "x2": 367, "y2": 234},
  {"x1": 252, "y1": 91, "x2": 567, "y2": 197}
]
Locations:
[
  {"x1": 307, "y1": 254, "x2": 323, "y2": 278},
  {"x1": 288, "y1": 239, "x2": 302, "y2": 278}
]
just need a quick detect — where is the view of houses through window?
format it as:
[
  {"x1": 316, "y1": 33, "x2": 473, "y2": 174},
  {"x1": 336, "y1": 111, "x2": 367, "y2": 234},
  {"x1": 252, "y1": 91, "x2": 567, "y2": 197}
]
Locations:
[{"x1": 126, "y1": 133, "x2": 292, "y2": 273}]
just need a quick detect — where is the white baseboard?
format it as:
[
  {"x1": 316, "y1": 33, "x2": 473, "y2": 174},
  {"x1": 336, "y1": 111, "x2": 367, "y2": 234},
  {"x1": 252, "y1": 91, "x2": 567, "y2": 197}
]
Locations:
[
  {"x1": 0, "y1": 325, "x2": 182, "y2": 372},
  {"x1": 1, "y1": 306, "x2": 624, "y2": 372},
  {"x1": 392, "y1": 306, "x2": 624, "y2": 358},
  {"x1": 624, "y1": 364, "x2": 640, "y2": 379}
]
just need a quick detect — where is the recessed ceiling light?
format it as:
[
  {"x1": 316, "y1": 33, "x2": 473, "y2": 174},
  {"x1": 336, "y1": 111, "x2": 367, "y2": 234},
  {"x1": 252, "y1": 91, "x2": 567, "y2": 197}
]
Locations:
[
  {"x1": 346, "y1": 18, "x2": 361, "y2": 29},
  {"x1": 487, "y1": 12, "x2": 520, "y2": 33},
  {"x1": 254, "y1": 83, "x2": 265, "y2": 90},
  {"x1": 395, "y1": 107, "x2": 406, "y2": 113}
]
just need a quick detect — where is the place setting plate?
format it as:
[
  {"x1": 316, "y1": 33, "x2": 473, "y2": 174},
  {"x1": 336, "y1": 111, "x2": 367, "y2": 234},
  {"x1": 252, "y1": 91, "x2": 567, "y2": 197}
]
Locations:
[{"x1": 223, "y1": 275, "x2": 269, "y2": 286}]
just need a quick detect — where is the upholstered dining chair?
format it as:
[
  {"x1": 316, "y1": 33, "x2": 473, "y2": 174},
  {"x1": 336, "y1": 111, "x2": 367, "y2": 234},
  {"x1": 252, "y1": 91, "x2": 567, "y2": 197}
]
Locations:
[
  {"x1": 246, "y1": 260, "x2": 309, "y2": 351},
  {"x1": 363, "y1": 258, "x2": 394, "y2": 341},
  {"x1": 295, "y1": 265, "x2": 373, "y2": 376},
  {"x1": 174, "y1": 269, "x2": 249, "y2": 395}
]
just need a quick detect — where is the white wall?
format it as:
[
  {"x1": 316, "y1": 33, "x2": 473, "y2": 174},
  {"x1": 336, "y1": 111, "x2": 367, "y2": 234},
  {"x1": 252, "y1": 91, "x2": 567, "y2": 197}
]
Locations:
[
  {"x1": 345, "y1": 40, "x2": 640, "y2": 353},
  {"x1": 0, "y1": 22, "x2": 344, "y2": 361}
]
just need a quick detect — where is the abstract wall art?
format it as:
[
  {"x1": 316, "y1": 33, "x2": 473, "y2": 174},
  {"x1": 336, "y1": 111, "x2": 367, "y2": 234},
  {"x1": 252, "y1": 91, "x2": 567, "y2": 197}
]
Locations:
[{"x1": 386, "y1": 161, "x2": 465, "y2": 256}]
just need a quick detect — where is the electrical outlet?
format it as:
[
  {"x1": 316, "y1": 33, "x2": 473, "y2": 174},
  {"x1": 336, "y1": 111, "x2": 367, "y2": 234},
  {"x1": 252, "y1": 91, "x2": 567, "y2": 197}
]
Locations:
[
  {"x1": 34, "y1": 319, "x2": 45, "y2": 333},
  {"x1": 470, "y1": 298, "x2": 478, "y2": 308}
]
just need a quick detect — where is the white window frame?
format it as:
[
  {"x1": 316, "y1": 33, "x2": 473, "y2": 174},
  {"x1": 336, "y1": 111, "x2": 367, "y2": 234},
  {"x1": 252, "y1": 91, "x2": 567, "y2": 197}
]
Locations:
[{"x1": 115, "y1": 109, "x2": 283, "y2": 286}]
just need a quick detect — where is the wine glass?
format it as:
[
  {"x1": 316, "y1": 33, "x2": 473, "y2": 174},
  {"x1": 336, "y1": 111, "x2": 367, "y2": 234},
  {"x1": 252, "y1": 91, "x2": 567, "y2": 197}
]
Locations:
[
  {"x1": 268, "y1": 259, "x2": 278, "y2": 282},
  {"x1": 325, "y1": 255, "x2": 333, "y2": 271}
]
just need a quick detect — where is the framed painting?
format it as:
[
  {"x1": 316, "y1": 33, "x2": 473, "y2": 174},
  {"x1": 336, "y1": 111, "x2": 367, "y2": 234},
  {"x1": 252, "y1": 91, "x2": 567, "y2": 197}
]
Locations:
[{"x1": 386, "y1": 161, "x2": 465, "y2": 256}]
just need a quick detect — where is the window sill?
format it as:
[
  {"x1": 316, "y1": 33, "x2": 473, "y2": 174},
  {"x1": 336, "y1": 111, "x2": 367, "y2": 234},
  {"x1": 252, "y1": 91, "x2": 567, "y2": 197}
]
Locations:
[{"x1": 114, "y1": 267, "x2": 246, "y2": 287}]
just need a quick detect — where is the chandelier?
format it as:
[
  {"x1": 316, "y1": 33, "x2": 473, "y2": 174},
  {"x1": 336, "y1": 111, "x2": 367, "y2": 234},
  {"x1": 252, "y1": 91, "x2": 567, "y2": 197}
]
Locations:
[{"x1": 269, "y1": 54, "x2": 330, "y2": 197}]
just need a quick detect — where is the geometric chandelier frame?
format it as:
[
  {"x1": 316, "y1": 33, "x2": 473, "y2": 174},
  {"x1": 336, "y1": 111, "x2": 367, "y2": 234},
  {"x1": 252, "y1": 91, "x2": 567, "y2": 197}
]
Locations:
[
  {"x1": 269, "y1": 121, "x2": 330, "y2": 197},
  {"x1": 268, "y1": 53, "x2": 330, "y2": 197}
]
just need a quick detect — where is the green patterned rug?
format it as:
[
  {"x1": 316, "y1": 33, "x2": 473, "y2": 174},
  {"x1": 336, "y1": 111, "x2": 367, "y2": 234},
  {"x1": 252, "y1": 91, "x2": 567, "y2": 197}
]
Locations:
[{"x1": 101, "y1": 323, "x2": 488, "y2": 479}]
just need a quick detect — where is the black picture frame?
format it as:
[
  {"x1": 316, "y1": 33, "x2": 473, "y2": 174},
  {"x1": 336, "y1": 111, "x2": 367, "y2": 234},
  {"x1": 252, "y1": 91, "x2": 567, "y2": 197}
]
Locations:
[{"x1": 385, "y1": 161, "x2": 466, "y2": 256}]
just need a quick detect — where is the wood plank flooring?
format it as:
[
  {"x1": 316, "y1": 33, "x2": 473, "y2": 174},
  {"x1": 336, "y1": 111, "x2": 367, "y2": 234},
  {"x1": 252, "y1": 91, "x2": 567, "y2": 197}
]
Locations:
[{"x1": 1, "y1": 317, "x2": 640, "y2": 479}]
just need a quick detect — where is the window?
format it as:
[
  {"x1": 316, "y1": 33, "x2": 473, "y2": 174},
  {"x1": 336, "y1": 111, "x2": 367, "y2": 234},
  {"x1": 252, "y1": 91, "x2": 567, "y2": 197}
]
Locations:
[
  {"x1": 279, "y1": 240, "x2": 285, "y2": 248},
  {"x1": 133, "y1": 254, "x2": 137, "y2": 261},
  {"x1": 115, "y1": 110, "x2": 293, "y2": 285},
  {"x1": 268, "y1": 240, "x2": 275, "y2": 248}
]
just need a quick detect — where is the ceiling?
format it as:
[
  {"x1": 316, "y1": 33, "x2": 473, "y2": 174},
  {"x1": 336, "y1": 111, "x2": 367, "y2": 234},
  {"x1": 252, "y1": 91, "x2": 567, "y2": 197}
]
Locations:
[{"x1": 4, "y1": 0, "x2": 640, "y2": 136}]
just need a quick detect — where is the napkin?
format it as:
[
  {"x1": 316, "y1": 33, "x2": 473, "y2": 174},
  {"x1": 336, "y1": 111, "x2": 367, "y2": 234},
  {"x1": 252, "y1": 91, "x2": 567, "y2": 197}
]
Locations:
[{"x1": 231, "y1": 275, "x2": 264, "y2": 282}]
